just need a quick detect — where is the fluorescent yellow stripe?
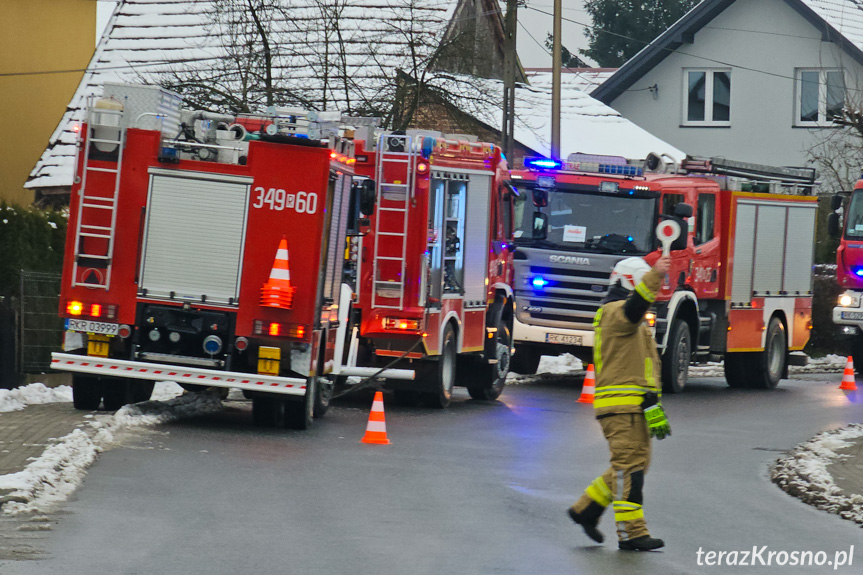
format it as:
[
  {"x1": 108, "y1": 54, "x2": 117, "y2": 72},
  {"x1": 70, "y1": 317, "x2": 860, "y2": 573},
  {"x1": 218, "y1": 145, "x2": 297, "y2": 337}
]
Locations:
[
  {"x1": 595, "y1": 385, "x2": 650, "y2": 394},
  {"x1": 593, "y1": 308, "x2": 603, "y2": 376},
  {"x1": 612, "y1": 502, "x2": 641, "y2": 511},
  {"x1": 645, "y1": 357, "x2": 655, "y2": 388},
  {"x1": 614, "y1": 508, "x2": 645, "y2": 522},
  {"x1": 594, "y1": 396, "x2": 644, "y2": 408},
  {"x1": 585, "y1": 477, "x2": 613, "y2": 507},
  {"x1": 635, "y1": 281, "x2": 656, "y2": 303}
]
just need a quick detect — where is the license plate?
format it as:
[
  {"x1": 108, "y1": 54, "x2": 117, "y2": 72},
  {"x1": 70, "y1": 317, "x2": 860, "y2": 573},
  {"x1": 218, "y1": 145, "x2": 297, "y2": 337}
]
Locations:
[
  {"x1": 66, "y1": 319, "x2": 119, "y2": 336},
  {"x1": 841, "y1": 311, "x2": 863, "y2": 320},
  {"x1": 546, "y1": 333, "x2": 582, "y2": 345}
]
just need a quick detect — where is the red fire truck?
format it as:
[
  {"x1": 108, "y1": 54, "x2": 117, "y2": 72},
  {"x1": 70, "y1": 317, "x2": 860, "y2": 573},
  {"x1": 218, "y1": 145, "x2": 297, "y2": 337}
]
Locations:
[
  {"x1": 337, "y1": 132, "x2": 515, "y2": 407},
  {"x1": 50, "y1": 84, "x2": 412, "y2": 428},
  {"x1": 508, "y1": 154, "x2": 817, "y2": 391},
  {"x1": 829, "y1": 179, "x2": 863, "y2": 363}
]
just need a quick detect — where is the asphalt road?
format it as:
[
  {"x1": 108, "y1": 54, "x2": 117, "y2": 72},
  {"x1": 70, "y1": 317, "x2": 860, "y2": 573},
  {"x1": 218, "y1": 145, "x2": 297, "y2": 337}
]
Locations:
[{"x1": 2, "y1": 373, "x2": 863, "y2": 575}]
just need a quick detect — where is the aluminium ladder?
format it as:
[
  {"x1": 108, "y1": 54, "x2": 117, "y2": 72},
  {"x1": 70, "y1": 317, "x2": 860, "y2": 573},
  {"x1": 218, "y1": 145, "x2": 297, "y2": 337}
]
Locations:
[
  {"x1": 71, "y1": 100, "x2": 126, "y2": 290},
  {"x1": 371, "y1": 134, "x2": 417, "y2": 309}
]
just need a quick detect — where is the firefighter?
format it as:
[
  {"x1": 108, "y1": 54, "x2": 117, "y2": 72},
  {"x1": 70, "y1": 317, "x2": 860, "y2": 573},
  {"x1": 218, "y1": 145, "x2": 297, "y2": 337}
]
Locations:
[{"x1": 568, "y1": 255, "x2": 672, "y2": 551}]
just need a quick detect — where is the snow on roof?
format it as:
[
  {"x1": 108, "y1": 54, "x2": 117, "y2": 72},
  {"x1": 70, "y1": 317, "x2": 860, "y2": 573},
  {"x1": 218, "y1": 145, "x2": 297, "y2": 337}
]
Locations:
[
  {"x1": 28, "y1": 0, "x2": 461, "y2": 189},
  {"x1": 453, "y1": 72, "x2": 684, "y2": 162},
  {"x1": 802, "y1": 0, "x2": 863, "y2": 51},
  {"x1": 523, "y1": 68, "x2": 617, "y2": 95}
]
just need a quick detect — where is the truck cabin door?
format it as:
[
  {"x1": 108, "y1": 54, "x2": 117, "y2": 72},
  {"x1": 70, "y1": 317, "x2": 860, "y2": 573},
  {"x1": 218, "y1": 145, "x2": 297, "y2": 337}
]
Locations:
[
  {"x1": 691, "y1": 190, "x2": 720, "y2": 298},
  {"x1": 660, "y1": 192, "x2": 693, "y2": 290}
]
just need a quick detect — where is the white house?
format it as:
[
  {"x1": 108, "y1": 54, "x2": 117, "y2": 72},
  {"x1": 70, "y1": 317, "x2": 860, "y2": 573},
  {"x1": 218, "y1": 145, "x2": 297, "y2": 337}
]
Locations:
[{"x1": 592, "y1": 0, "x2": 863, "y2": 181}]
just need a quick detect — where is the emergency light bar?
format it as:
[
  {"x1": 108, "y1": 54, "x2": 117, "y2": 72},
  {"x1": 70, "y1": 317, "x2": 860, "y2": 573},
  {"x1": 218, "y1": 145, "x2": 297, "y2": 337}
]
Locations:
[{"x1": 524, "y1": 157, "x2": 563, "y2": 170}]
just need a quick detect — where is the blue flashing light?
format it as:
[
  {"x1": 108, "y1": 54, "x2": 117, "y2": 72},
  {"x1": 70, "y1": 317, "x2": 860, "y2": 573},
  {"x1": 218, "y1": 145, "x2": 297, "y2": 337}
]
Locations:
[
  {"x1": 532, "y1": 276, "x2": 549, "y2": 289},
  {"x1": 525, "y1": 157, "x2": 563, "y2": 170},
  {"x1": 627, "y1": 236, "x2": 634, "y2": 242},
  {"x1": 854, "y1": 267, "x2": 863, "y2": 277},
  {"x1": 421, "y1": 136, "x2": 434, "y2": 159}
]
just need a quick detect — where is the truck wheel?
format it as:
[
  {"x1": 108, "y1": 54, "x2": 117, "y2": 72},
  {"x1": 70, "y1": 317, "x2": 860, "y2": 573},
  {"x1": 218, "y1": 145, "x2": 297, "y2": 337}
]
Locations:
[
  {"x1": 284, "y1": 379, "x2": 315, "y2": 429},
  {"x1": 510, "y1": 345, "x2": 541, "y2": 375},
  {"x1": 468, "y1": 319, "x2": 510, "y2": 401},
  {"x1": 102, "y1": 378, "x2": 133, "y2": 411},
  {"x1": 723, "y1": 353, "x2": 750, "y2": 388},
  {"x1": 313, "y1": 377, "x2": 333, "y2": 418},
  {"x1": 72, "y1": 375, "x2": 102, "y2": 410},
  {"x1": 662, "y1": 320, "x2": 690, "y2": 394},
  {"x1": 752, "y1": 316, "x2": 786, "y2": 389},
  {"x1": 424, "y1": 323, "x2": 456, "y2": 409},
  {"x1": 132, "y1": 381, "x2": 155, "y2": 403},
  {"x1": 252, "y1": 396, "x2": 284, "y2": 427},
  {"x1": 393, "y1": 390, "x2": 421, "y2": 406},
  {"x1": 851, "y1": 336, "x2": 863, "y2": 376}
]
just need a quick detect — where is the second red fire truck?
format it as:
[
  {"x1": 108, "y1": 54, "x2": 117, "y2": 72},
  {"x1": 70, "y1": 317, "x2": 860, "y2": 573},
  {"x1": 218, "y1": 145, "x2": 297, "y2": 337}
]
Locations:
[
  {"x1": 338, "y1": 132, "x2": 515, "y2": 407},
  {"x1": 507, "y1": 154, "x2": 818, "y2": 392}
]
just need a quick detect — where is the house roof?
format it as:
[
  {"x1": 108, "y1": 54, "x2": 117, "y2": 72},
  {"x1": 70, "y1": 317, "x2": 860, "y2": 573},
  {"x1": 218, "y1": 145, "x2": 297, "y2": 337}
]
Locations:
[
  {"x1": 28, "y1": 0, "x2": 467, "y2": 190},
  {"x1": 592, "y1": 0, "x2": 863, "y2": 105},
  {"x1": 448, "y1": 72, "x2": 685, "y2": 162},
  {"x1": 523, "y1": 68, "x2": 617, "y2": 94}
]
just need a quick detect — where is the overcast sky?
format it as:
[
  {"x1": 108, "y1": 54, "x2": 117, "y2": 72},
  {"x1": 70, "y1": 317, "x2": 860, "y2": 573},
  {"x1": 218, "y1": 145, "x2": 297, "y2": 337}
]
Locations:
[{"x1": 97, "y1": 1, "x2": 593, "y2": 69}]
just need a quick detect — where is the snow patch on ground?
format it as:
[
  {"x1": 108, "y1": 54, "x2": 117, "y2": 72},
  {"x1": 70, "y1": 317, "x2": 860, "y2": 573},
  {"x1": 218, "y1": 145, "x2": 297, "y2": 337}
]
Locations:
[
  {"x1": 771, "y1": 424, "x2": 863, "y2": 526},
  {"x1": 506, "y1": 353, "x2": 584, "y2": 383},
  {"x1": 688, "y1": 354, "x2": 849, "y2": 379},
  {"x1": 0, "y1": 385, "x2": 221, "y2": 515},
  {"x1": 0, "y1": 381, "x2": 185, "y2": 413}
]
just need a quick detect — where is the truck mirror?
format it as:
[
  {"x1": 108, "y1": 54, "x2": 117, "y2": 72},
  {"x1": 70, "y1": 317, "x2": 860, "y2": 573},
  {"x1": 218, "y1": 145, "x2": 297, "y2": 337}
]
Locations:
[
  {"x1": 674, "y1": 203, "x2": 694, "y2": 218},
  {"x1": 532, "y1": 188, "x2": 548, "y2": 208},
  {"x1": 359, "y1": 179, "x2": 376, "y2": 216},
  {"x1": 532, "y1": 212, "x2": 549, "y2": 239},
  {"x1": 828, "y1": 212, "x2": 841, "y2": 238},
  {"x1": 831, "y1": 194, "x2": 843, "y2": 211}
]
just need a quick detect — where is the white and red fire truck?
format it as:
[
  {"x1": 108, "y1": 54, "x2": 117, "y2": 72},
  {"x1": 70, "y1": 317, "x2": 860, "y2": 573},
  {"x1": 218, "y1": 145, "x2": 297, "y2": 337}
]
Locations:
[
  {"x1": 50, "y1": 83, "x2": 413, "y2": 428},
  {"x1": 508, "y1": 154, "x2": 817, "y2": 391},
  {"x1": 338, "y1": 132, "x2": 515, "y2": 407}
]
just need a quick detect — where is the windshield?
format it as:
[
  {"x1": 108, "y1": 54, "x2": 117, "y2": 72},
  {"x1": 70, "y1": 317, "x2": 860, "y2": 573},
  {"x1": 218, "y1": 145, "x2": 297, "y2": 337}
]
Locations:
[
  {"x1": 514, "y1": 188, "x2": 657, "y2": 254},
  {"x1": 847, "y1": 190, "x2": 863, "y2": 239}
]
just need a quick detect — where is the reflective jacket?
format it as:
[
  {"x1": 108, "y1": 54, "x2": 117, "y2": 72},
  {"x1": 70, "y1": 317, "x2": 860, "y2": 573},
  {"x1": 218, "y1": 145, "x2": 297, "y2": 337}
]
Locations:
[{"x1": 592, "y1": 268, "x2": 662, "y2": 418}]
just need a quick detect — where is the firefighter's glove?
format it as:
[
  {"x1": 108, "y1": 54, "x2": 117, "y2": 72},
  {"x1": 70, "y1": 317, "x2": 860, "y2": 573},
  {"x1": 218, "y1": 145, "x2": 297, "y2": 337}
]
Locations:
[{"x1": 642, "y1": 392, "x2": 671, "y2": 440}]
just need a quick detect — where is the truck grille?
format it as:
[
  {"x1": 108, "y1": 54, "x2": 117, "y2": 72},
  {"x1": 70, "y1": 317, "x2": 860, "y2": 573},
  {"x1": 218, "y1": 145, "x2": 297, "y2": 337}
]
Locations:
[{"x1": 513, "y1": 250, "x2": 617, "y2": 330}]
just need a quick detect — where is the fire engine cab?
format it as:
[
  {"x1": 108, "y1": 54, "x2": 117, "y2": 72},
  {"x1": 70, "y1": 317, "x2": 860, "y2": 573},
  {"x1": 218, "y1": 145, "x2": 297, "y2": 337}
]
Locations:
[
  {"x1": 509, "y1": 153, "x2": 817, "y2": 391},
  {"x1": 51, "y1": 83, "x2": 411, "y2": 428},
  {"x1": 339, "y1": 132, "x2": 515, "y2": 407}
]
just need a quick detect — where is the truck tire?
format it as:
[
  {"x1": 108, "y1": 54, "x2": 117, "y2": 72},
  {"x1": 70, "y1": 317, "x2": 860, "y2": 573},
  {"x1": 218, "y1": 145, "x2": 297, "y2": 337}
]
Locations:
[
  {"x1": 284, "y1": 379, "x2": 315, "y2": 429},
  {"x1": 467, "y1": 318, "x2": 510, "y2": 401},
  {"x1": 102, "y1": 378, "x2": 133, "y2": 411},
  {"x1": 313, "y1": 377, "x2": 333, "y2": 418},
  {"x1": 723, "y1": 353, "x2": 750, "y2": 388},
  {"x1": 510, "y1": 345, "x2": 541, "y2": 375},
  {"x1": 851, "y1": 336, "x2": 863, "y2": 376},
  {"x1": 72, "y1": 375, "x2": 102, "y2": 410},
  {"x1": 252, "y1": 396, "x2": 284, "y2": 427},
  {"x1": 662, "y1": 320, "x2": 690, "y2": 394},
  {"x1": 423, "y1": 323, "x2": 456, "y2": 408},
  {"x1": 751, "y1": 316, "x2": 786, "y2": 389},
  {"x1": 132, "y1": 381, "x2": 155, "y2": 403}
]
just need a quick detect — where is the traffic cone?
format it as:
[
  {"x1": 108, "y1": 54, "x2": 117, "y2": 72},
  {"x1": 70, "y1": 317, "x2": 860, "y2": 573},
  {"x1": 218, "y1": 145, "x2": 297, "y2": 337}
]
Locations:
[
  {"x1": 361, "y1": 391, "x2": 391, "y2": 444},
  {"x1": 260, "y1": 236, "x2": 296, "y2": 309},
  {"x1": 840, "y1": 356, "x2": 858, "y2": 391},
  {"x1": 577, "y1": 364, "x2": 596, "y2": 404}
]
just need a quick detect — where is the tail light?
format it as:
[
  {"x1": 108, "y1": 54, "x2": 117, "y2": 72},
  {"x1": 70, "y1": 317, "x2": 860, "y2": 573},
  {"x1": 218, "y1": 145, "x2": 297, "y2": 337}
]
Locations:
[
  {"x1": 67, "y1": 301, "x2": 84, "y2": 316},
  {"x1": 383, "y1": 318, "x2": 421, "y2": 330}
]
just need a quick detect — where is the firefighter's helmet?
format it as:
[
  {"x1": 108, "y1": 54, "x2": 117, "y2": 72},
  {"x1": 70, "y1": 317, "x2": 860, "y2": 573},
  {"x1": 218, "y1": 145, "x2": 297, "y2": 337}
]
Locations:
[{"x1": 610, "y1": 257, "x2": 652, "y2": 291}]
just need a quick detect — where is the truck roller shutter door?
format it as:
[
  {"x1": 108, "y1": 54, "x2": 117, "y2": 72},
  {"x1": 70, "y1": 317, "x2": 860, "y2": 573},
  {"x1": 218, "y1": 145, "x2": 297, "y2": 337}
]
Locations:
[
  {"x1": 140, "y1": 170, "x2": 251, "y2": 305},
  {"x1": 752, "y1": 204, "x2": 787, "y2": 295},
  {"x1": 783, "y1": 204, "x2": 816, "y2": 294},
  {"x1": 463, "y1": 174, "x2": 492, "y2": 306},
  {"x1": 731, "y1": 202, "x2": 756, "y2": 303}
]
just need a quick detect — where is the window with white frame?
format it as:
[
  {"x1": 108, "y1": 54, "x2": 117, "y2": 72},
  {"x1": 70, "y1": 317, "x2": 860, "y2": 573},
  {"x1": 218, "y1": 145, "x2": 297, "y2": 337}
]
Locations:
[
  {"x1": 683, "y1": 69, "x2": 731, "y2": 125},
  {"x1": 796, "y1": 68, "x2": 845, "y2": 126}
]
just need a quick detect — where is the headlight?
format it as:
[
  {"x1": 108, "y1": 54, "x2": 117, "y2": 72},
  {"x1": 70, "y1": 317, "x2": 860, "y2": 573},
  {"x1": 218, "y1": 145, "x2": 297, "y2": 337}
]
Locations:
[{"x1": 839, "y1": 292, "x2": 861, "y2": 307}]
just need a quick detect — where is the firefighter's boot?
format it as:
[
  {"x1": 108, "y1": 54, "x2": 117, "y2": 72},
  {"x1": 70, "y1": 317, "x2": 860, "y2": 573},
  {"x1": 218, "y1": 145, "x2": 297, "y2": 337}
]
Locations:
[
  {"x1": 618, "y1": 535, "x2": 665, "y2": 551},
  {"x1": 567, "y1": 501, "x2": 604, "y2": 543}
]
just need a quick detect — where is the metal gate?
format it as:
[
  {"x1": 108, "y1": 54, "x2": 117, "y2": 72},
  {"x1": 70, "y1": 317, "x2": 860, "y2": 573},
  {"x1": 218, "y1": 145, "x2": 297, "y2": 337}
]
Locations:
[{"x1": 19, "y1": 271, "x2": 63, "y2": 373}]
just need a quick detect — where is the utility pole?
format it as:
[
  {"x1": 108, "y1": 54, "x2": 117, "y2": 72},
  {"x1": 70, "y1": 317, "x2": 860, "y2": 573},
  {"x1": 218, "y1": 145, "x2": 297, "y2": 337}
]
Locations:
[
  {"x1": 551, "y1": 0, "x2": 561, "y2": 159},
  {"x1": 502, "y1": 0, "x2": 518, "y2": 161}
]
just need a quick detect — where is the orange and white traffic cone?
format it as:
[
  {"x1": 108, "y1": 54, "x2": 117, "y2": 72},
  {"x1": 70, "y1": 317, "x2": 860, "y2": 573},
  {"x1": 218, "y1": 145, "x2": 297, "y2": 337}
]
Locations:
[
  {"x1": 577, "y1": 364, "x2": 596, "y2": 404},
  {"x1": 260, "y1": 235, "x2": 296, "y2": 309},
  {"x1": 361, "y1": 391, "x2": 391, "y2": 444},
  {"x1": 840, "y1": 356, "x2": 858, "y2": 391}
]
